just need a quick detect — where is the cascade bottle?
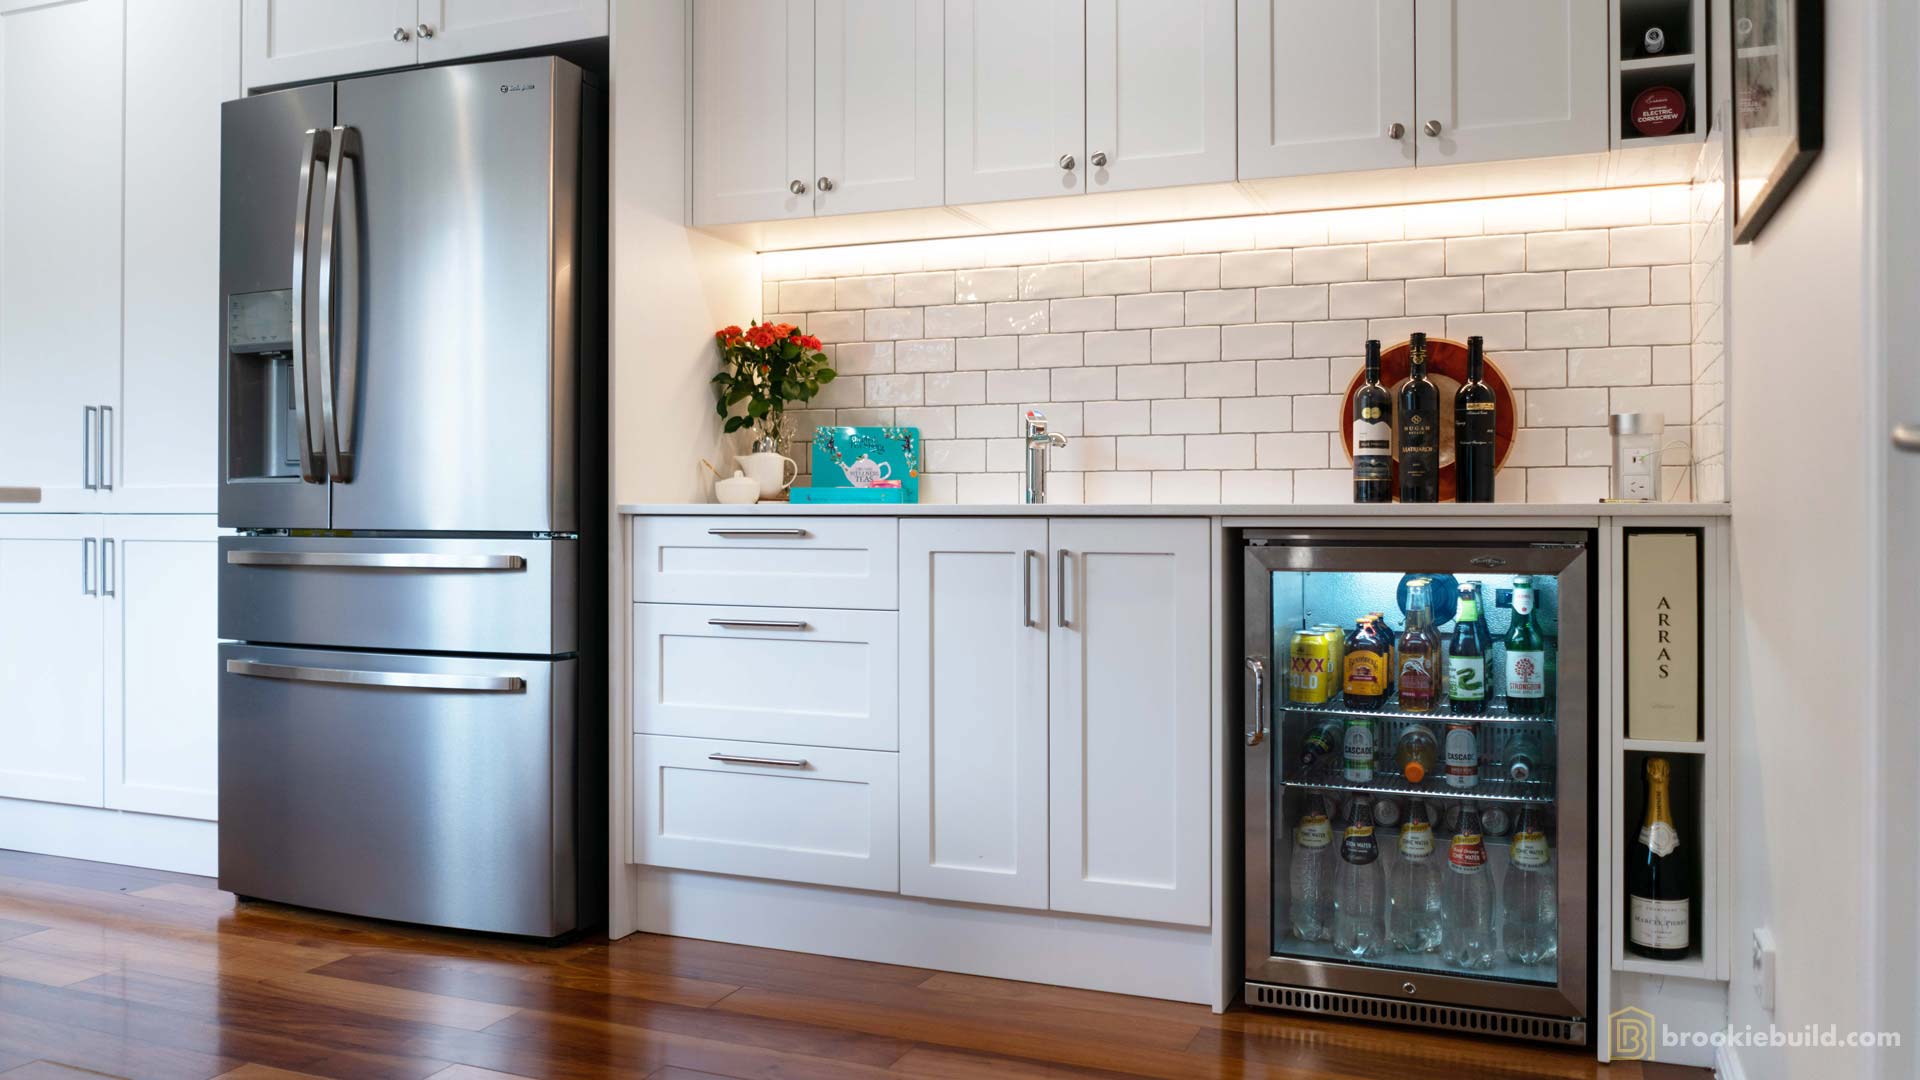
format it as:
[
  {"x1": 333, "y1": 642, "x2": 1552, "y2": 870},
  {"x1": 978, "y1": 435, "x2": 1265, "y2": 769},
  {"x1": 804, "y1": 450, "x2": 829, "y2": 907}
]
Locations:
[
  {"x1": 1447, "y1": 582, "x2": 1487, "y2": 713},
  {"x1": 1342, "y1": 716, "x2": 1377, "y2": 783},
  {"x1": 1388, "y1": 800, "x2": 1444, "y2": 953},
  {"x1": 1443, "y1": 721, "x2": 1480, "y2": 788},
  {"x1": 1443, "y1": 805, "x2": 1496, "y2": 970},
  {"x1": 1397, "y1": 578, "x2": 1441, "y2": 712},
  {"x1": 1288, "y1": 794, "x2": 1336, "y2": 941},
  {"x1": 1628, "y1": 757, "x2": 1691, "y2": 960},
  {"x1": 1397, "y1": 333, "x2": 1441, "y2": 502},
  {"x1": 1352, "y1": 339, "x2": 1394, "y2": 503},
  {"x1": 1454, "y1": 335, "x2": 1497, "y2": 502},
  {"x1": 1332, "y1": 799, "x2": 1388, "y2": 959},
  {"x1": 1501, "y1": 803, "x2": 1559, "y2": 965},
  {"x1": 1503, "y1": 575, "x2": 1548, "y2": 715}
]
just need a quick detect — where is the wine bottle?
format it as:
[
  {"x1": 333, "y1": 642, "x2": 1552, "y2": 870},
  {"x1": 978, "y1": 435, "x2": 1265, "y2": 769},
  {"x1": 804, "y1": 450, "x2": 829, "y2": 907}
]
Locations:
[
  {"x1": 1397, "y1": 333, "x2": 1439, "y2": 503},
  {"x1": 1353, "y1": 340, "x2": 1394, "y2": 503},
  {"x1": 1454, "y1": 335, "x2": 1496, "y2": 503},
  {"x1": 1628, "y1": 756, "x2": 1691, "y2": 960}
]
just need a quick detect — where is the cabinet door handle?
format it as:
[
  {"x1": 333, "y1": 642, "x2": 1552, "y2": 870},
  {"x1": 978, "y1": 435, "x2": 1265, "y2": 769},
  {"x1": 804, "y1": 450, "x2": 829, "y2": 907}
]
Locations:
[
  {"x1": 708, "y1": 753, "x2": 809, "y2": 768},
  {"x1": 100, "y1": 538, "x2": 114, "y2": 598},
  {"x1": 1894, "y1": 423, "x2": 1920, "y2": 452},
  {"x1": 417, "y1": 23, "x2": 434, "y2": 38},
  {"x1": 706, "y1": 527, "x2": 810, "y2": 538},
  {"x1": 393, "y1": 26, "x2": 410, "y2": 42},
  {"x1": 82, "y1": 406, "x2": 97, "y2": 491},
  {"x1": 1423, "y1": 119, "x2": 1443, "y2": 137},
  {"x1": 1022, "y1": 549, "x2": 1035, "y2": 627},
  {"x1": 1058, "y1": 154, "x2": 1076, "y2": 171},
  {"x1": 706, "y1": 618, "x2": 809, "y2": 631},
  {"x1": 1244, "y1": 657, "x2": 1268, "y2": 747},
  {"x1": 81, "y1": 538, "x2": 97, "y2": 596},
  {"x1": 1387, "y1": 122, "x2": 1406, "y2": 140},
  {"x1": 788, "y1": 179, "x2": 807, "y2": 195},
  {"x1": 1055, "y1": 549, "x2": 1070, "y2": 628},
  {"x1": 98, "y1": 405, "x2": 113, "y2": 491}
]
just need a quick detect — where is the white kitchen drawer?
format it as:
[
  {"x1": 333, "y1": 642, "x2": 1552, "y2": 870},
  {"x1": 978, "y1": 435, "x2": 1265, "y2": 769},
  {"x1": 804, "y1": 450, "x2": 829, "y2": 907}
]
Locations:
[
  {"x1": 633, "y1": 516, "x2": 897, "y2": 610},
  {"x1": 631, "y1": 734, "x2": 899, "y2": 893},
  {"x1": 633, "y1": 603, "x2": 899, "y2": 750}
]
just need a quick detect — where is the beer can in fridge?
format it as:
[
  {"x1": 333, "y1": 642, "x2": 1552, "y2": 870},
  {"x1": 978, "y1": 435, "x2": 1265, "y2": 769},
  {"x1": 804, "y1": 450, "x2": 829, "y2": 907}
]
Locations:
[
  {"x1": 1288, "y1": 629, "x2": 1333, "y2": 704},
  {"x1": 1313, "y1": 625, "x2": 1347, "y2": 698}
]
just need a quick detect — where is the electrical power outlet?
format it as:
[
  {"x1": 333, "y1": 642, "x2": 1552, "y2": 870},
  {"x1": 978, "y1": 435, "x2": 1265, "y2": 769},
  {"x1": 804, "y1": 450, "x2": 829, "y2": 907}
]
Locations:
[{"x1": 1752, "y1": 927, "x2": 1777, "y2": 1012}]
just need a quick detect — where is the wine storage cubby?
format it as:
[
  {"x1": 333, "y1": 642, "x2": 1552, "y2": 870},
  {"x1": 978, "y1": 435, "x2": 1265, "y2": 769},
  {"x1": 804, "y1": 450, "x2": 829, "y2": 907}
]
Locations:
[{"x1": 1610, "y1": 0, "x2": 1709, "y2": 148}]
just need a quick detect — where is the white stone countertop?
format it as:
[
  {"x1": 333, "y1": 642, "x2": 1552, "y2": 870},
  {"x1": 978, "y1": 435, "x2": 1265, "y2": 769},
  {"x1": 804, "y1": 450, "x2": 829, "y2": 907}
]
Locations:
[{"x1": 619, "y1": 500, "x2": 1730, "y2": 519}]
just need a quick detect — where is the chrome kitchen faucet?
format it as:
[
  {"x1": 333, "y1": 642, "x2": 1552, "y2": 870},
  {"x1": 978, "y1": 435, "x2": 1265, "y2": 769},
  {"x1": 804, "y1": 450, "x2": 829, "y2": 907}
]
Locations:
[{"x1": 1023, "y1": 409, "x2": 1069, "y2": 504}]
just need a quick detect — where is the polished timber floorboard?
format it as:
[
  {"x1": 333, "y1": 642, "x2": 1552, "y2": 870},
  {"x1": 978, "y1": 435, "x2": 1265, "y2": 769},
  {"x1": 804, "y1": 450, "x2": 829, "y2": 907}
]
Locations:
[{"x1": 0, "y1": 851, "x2": 1704, "y2": 1080}]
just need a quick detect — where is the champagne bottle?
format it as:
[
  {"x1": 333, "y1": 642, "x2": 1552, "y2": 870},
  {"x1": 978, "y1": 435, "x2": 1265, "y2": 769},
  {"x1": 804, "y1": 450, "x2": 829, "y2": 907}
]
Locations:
[
  {"x1": 1628, "y1": 757, "x2": 1690, "y2": 959},
  {"x1": 1397, "y1": 333, "x2": 1440, "y2": 503},
  {"x1": 1454, "y1": 335, "x2": 1496, "y2": 503},
  {"x1": 1353, "y1": 340, "x2": 1394, "y2": 503}
]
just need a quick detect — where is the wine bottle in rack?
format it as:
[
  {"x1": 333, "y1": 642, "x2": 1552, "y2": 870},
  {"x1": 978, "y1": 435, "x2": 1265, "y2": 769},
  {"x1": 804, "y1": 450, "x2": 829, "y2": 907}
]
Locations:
[
  {"x1": 1353, "y1": 339, "x2": 1393, "y2": 503},
  {"x1": 1397, "y1": 333, "x2": 1440, "y2": 503},
  {"x1": 1628, "y1": 756, "x2": 1692, "y2": 960},
  {"x1": 1453, "y1": 336, "x2": 1496, "y2": 503}
]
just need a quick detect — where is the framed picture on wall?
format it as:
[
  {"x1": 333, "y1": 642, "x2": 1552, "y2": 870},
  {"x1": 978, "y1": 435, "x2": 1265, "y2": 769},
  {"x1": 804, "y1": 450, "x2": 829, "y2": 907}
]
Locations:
[{"x1": 1730, "y1": 0, "x2": 1824, "y2": 243}]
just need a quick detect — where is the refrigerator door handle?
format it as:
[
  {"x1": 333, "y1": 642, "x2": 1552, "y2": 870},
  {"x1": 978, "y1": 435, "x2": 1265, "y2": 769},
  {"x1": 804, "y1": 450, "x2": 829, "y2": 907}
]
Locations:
[
  {"x1": 1244, "y1": 657, "x2": 1268, "y2": 746},
  {"x1": 290, "y1": 127, "x2": 328, "y2": 484},
  {"x1": 317, "y1": 125, "x2": 363, "y2": 484},
  {"x1": 225, "y1": 658, "x2": 526, "y2": 693},
  {"x1": 225, "y1": 550, "x2": 527, "y2": 571}
]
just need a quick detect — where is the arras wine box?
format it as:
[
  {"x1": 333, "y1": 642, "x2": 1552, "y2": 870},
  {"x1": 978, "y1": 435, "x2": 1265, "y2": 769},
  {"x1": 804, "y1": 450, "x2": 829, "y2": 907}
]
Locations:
[{"x1": 1624, "y1": 530, "x2": 1702, "y2": 742}]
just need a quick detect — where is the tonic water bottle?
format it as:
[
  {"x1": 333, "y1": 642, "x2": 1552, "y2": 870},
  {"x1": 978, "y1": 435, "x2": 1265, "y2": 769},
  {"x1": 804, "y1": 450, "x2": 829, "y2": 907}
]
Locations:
[
  {"x1": 1288, "y1": 794, "x2": 1335, "y2": 941},
  {"x1": 1388, "y1": 801, "x2": 1444, "y2": 953},
  {"x1": 1332, "y1": 800, "x2": 1388, "y2": 959},
  {"x1": 1501, "y1": 804, "x2": 1559, "y2": 965},
  {"x1": 1444, "y1": 806, "x2": 1496, "y2": 970}
]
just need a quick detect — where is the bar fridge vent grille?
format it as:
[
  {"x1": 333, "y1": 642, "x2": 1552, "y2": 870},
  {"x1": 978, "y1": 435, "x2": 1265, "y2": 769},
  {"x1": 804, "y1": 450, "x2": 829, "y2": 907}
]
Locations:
[{"x1": 1245, "y1": 982, "x2": 1586, "y2": 1045}]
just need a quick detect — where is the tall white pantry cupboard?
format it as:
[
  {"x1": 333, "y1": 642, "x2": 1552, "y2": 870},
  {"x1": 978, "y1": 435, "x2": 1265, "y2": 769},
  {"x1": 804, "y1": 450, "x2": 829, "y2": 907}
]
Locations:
[{"x1": 0, "y1": 0, "x2": 232, "y2": 872}]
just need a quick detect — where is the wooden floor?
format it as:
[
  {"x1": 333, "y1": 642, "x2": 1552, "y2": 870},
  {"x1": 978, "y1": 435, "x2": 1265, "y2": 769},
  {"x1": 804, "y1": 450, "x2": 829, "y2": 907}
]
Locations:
[{"x1": 0, "y1": 851, "x2": 1705, "y2": 1080}]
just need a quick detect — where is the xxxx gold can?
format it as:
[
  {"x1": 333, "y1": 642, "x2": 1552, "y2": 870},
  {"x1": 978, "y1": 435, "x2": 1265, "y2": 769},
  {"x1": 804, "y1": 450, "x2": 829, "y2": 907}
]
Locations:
[
  {"x1": 1313, "y1": 624, "x2": 1347, "y2": 696},
  {"x1": 1288, "y1": 629, "x2": 1333, "y2": 704}
]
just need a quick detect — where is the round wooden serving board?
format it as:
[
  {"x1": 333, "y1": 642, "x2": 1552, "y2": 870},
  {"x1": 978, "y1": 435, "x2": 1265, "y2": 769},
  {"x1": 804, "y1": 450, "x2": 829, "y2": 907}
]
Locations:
[{"x1": 1337, "y1": 337, "x2": 1518, "y2": 502}]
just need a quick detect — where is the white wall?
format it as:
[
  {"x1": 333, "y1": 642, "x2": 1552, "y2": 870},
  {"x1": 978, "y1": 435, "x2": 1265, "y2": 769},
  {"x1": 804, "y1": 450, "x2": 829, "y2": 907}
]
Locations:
[
  {"x1": 610, "y1": 0, "x2": 758, "y2": 507},
  {"x1": 1725, "y1": 0, "x2": 1880, "y2": 1076}
]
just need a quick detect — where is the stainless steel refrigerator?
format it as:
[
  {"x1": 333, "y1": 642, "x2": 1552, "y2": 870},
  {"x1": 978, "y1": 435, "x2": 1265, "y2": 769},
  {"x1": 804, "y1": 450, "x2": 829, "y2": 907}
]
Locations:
[
  {"x1": 1241, "y1": 529, "x2": 1590, "y2": 1043},
  {"x1": 215, "y1": 56, "x2": 606, "y2": 938}
]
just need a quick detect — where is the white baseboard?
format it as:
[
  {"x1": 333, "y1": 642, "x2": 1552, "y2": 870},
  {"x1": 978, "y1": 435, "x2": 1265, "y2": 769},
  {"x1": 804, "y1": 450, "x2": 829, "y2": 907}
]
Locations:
[
  {"x1": 0, "y1": 797, "x2": 216, "y2": 876},
  {"x1": 630, "y1": 866, "x2": 1214, "y2": 1004},
  {"x1": 1716, "y1": 1043, "x2": 1749, "y2": 1080}
]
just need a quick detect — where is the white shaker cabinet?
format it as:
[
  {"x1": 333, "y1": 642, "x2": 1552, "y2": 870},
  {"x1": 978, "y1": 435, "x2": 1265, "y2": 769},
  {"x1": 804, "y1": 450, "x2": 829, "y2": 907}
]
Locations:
[
  {"x1": 944, "y1": 0, "x2": 1085, "y2": 205},
  {"x1": 813, "y1": 0, "x2": 943, "y2": 216},
  {"x1": 1412, "y1": 0, "x2": 1608, "y2": 166},
  {"x1": 1048, "y1": 518, "x2": 1211, "y2": 927},
  {"x1": 691, "y1": 0, "x2": 815, "y2": 225},
  {"x1": 241, "y1": 0, "x2": 416, "y2": 88},
  {"x1": 416, "y1": 0, "x2": 607, "y2": 65},
  {"x1": 898, "y1": 519, "x2": 1050, "y2": 910},
  {"x1": 1086, "y1": 0, "x2": 1237, "y2": 192},
  {"x1": 0, "y1": 0, "x2": 123, "y2": 509},
  {"x1": 0, "y1": 517, "x2": 107, "y2": 808},
  {"x1": 103, "y1": 517, "x2": 221, "y2": 822},
  {"x1": 1237, "y1": 0, "x2": 1415, "y2": 179}
]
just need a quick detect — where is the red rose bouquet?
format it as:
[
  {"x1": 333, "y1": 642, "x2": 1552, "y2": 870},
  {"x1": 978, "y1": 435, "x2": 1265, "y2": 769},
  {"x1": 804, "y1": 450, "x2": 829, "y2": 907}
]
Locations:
[{"x1": 711, "y1": 321, "x2": 836, "y2": 449}]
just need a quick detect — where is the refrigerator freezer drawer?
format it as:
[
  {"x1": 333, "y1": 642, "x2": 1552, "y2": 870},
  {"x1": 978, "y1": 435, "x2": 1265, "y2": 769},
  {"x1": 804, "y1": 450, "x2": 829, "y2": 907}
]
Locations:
[
  {"x1": 218, "y1": 644, "x2": 578, "y2": 937},
  {"x1": 219, "y1": 536, "x2": 576, "y2": 654}
]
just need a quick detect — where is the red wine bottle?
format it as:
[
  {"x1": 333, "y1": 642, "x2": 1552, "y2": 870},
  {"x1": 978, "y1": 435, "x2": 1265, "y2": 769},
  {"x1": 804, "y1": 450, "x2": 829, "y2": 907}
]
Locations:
[
  {"x1": 1454, "y1": 335, "x2": 1496, "y2": 502},
  {"x1": 1353, "y1": 340, "x2": 1393, "y2": 503},
  {"x1": 1396, "y1": 334, "x2": 1439, "y2": 503}
]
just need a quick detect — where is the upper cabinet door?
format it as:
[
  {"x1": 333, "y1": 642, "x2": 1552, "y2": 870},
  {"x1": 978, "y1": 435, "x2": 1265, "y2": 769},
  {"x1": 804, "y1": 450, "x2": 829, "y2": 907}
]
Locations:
[
  {"x1": 241, "y1": 0, "x2": 418, "y2": 90},
  {"x1": 944, "y1": 0, "x2": 1085, "y2": 205},
  {"x1": 692, "y1": 0, "x2": 815, "y2": 226},
  {"x1": 416, "y1": 0, "x2": 608, "y2": 64},
  {"x1": 813, "y1": 0, "x2": 943, "y2": 216},
  {"x1": 1413, "y1": 0, "x2": 1608, "y2": 166},
  {"x1": 1087, "y1": 0, "x2": 1237, "y2": 192},
  {"x1": 898, "y1": 520, "x2": 1050, "y2": 911},
  {"x1": 1237, "y1": 0, "x2": 1415, "y2": 179},
  {"x1": 120, "y1": 0, "x2": 239, "y2": 515},
  {"x1": 1048, "y1": 518, "x2": 1211, "y2": 927},
  {"x1": 0, "y1": 0, "x2": 123, "y2": 511}
]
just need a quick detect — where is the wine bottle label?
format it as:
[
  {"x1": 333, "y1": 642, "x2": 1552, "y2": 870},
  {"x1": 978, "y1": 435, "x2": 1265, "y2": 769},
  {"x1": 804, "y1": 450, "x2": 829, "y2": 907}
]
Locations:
[
  {"x1": 1465, "y1": 401, "x2": 1496, "y2": 412},
  {"x1": 1447, "y1": 834, "x2": 1487, "y2": 873},
  {"x1": 1399, "y1": 821, "x2": 1434, "y2": 858},
  {"x1": 1443, "y1": 725, "x2": 1479, "y2": 787},
  {"x1": 1352, "y1": 419, "x2": 1393, "y2": 481},
  {"x1": 1510, "y1": 830, "x2": 1551, "y2": 868},
  {"x1": 1342, "y1": 721, "x2": 1376, "y2": 782},
  {"x1": 1295, "y1": 813, "x2": 1331, "y2": 849},
  {"x1": 1506, "y1": 650, "x2": 1546, "y2": 699},
  {"x1": 1341, "y1": 823, "x2": 1379, "y2": 865},
  {"x1": 1448, "y1": 656, "x2": 1486, "y2": 700},
  {"x1": 1343, "y1": 652, "x2": 1387, "y2": 697},
  {"x1": 1639, "y1": 820, "x2": 1680, "y2": 857},
  {"x1": 1630, "y1": 895, "x2": 1690, "y2": 950}
]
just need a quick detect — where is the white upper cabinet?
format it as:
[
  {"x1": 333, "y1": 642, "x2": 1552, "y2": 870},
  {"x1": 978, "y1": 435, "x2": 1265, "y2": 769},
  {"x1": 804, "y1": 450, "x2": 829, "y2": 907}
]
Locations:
[
  {"x1": 1048, "y1": 518, "x2": 1211, "y2": 927},
  {"x1": 1087, "y1": 0, "x2": 1237, "y2": 192},
  {"x1": 813, "y1": 0, "x2": 943, "y2": 216},
  {"x1": 242, "y1": 0, "x2": 416, "y2": 88},
  {"x1": 944, "y1": 0, "x2": 1085, "y2": 205},
  {"x1": 0, "y1": 0, "x2": 123, "y2": 509},
  {"x1": 121, "y1": 0, "x2": 239, "y2": 513},
  {"x1": 898, "y1": 520, "x2": 1050, "y2": 911},
  {"x1": 0, "y1": 516, "x2": 106, "y2": 808},
  {"x1": 416, "y1": 0, "x2": 607, "y2": 64},
  {"x1": 692, "y1": 0, "x2": 815, "y2": 225},
  {"x1": 1412, "y1": 0, "x2": 1608, "y2": 166},
  {"x1": 1238, "y1": 0, "x2": 1415, "y2": 179}
]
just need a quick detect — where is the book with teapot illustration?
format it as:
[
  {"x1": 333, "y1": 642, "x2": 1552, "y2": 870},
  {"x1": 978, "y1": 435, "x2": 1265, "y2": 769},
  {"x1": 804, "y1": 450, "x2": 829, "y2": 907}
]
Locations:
[{"x1": 794, "y1": 426, "x2": 920, "y2": 503}]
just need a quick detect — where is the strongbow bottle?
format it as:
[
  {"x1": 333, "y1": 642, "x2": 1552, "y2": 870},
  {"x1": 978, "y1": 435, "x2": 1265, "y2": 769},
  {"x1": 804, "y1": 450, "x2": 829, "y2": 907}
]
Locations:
[
  {"x1": 1443, "y1": 806, "x2": 1496, "y2": 969},
  {"x1": 1388, "y1": 801, "x2": 1443, "y2": 953},
  {"x1": 1503, "y1": 575, "x2": 1548, "y2": 715},
  {"x1": 1332, "y1": 800, "x2": 1388, "y2": 959},
  {"x1": 1447, "y1": 582, "x2": 1487, "y2": 713},
  {"x1": 1288, "y1": 794, "x2": 1335, "y2": 941},
  {"x1": 1502, "y1": 803, "x2": 1559, "y2": 965},
  {"x1": 1353, "y1": 339, "x2": 1393, "y2": 503},
  {"x1": 1628, "y1": 757, "x2": 1691, "y2": 959}
]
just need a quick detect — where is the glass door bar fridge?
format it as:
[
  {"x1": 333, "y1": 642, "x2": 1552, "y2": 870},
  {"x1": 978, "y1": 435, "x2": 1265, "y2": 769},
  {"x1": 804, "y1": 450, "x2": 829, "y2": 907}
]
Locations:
[{"x1": 1242, "y1": 529, "x2": 1590, "y2": 1045}]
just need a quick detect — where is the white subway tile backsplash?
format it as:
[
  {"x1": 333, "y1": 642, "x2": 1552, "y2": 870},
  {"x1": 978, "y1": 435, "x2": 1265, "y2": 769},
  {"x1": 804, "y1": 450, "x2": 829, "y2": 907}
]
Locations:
[
  {"x1": 1504, "y1": 427, "x2": 1566, "y2": 467},
  {"x1": 1368, "y1": 316, "x2": 1446, "y2": 345},
  {"x1": 1116, "y1": 435, "x2": 1185, "y2": 471},
  {"x1": 1049, "y1": 296, "x2": 1116, "y2": 333},
  {"x1": 834, "y1": 341, "x2": 895, "y2": 375},
  {"x1": 1051, "y1": 366, "x2": 1116, "y2": 401},
  {"x1": 894, "y1": 406, "x2": 956, "y2": 439},
  {"x1": 1221, "y1": 396, "x2": 1293, "y2": 432},
  {"x1": 1446, "y1": 312, "x2": 1527, "y2": 350},
  {"x1": 1185, "y1": 289, "x2": 1257, "y2": 325},
  {"x1": 925, "y1": 303, "x2": 986, "y2": 338},
  {"x1": 1084, "y1": 399, "x2": 1152, "y2": 435},
  {"x1": 1650, "y1": 264, "x2": 1690, "y2": 305},
  {"x1": 1222, "y1": 322, "x2": 1293, "y2": 361},
  {"x1": 1405, "y1": 276, "x2": 1484, "y2": 315},
  {"x1": 1256, "y1": 284, "x2": 1331, "y2": 323},
  {"x1": 895, "y1": 338, "x2": 955, "y2": 373},
  {"x1": 1222, "y1": 469, "x2": 1294, "y2": 503},
  {"x1": 986, "y1": 301, "x2": 1048, "y2": 335},
  {"x1": 1151, "y1": 254, "x2": 1221, "y2": 292},
  {"x1": 957, "y1": 472, "x2": 1019, "y2": 503},
  {"x1": 955, "y1": 403, "x2": 1018, "y2": 438},
  {"x1": 1085, "y1": 471, "x2": 1153, "y2": 504},
  {"x1": 1527, "y1": 308, "x2": 1609, "y2": 349},
  {"x1": 924, "y1": 438, "x2": 985, "y2": 473},
  {"x1": 779, "y1": 279, "x2": 835, "y2": 311},
  {"x1": 865, "y1": 308, "x2": 924, "y2": 341},
  {"x1": 956, "y1": 267, "x2": 1018, "y2": 302},
  {"x1": 1566, "y1": 426, "x2": 1612, "y2": 466},
  {"x1": 1256, "y1": 214, "x2": 1330, "y2": 249},
  {"x1": 1494, "y1": 349, "x2": 1568, "y2": 388},
  {"x1": 1566, "y1": 267, "x2": 1649, "y2": 307},
  {"x1": 1330, "y1": 281, "x2": 1406, "y2": 319},
  {"x1": 1293, "y1": 245, "x2": 1369, "y2": 284},
  {"x1": 865, "y1": 374, "x2": 923, "y2": 407},
  {"x1": 1525, "y1": 467, "x2": 1608, "y2": 503},
  {"x1": 1405, "y1": 201, "x2": 1484, "y2": 240},
  {"x1": 986, "y1": 369, "x2": 1049, "y2": 403},
  {"x1": 1294, "y1": 319, "x2": 1369, "y2": 357},
  {"x1": 1115, "y1": 292, "x2": 1186, "y2": 329},
  {"x1": 1152, "y1": 326, "x2": 1221, "y2": 365},
  {"x1": 1256, "y1": 358, "x2": 1329, "y2": 397},
  {"x1": 1291, "y1": 393, "x2": 1345, "y2": 432},
  {"x1": 1608, "y1": 384, "x2": 1692, "y2": 426},
  {"x1": 837, "y1": 275, "x2": 893, "y2": 309},
  {"x1": 956, "y1": 335, "x2": 1019, "y2": 370},
  {"x1": 1484, "y1": 272, "x2": 1565, "y2": 311},
  {"x1": 1117, "y1": 364, "x2": 1186, "y2": 400},
  {"x1": 1019, "y1": 333, "x2": 1084, "y2": 368},
  {"x1": 1481, "y1": 194, "x2": 1567, "y2": 234},
  {"x1": 1367, "y1": 240, "x2": 1446, "y2": 280},
  {"x1": 1446, "y1": 235, "x2": 1527, "y2": 275},
  {"x1": 809, "y1": 310, "x2": 864, "y2": 343},
  {"x1": 1082, "y1": 258, "x2": 1153, "y2": 295},
  {"x1": 1220, "y1": 250, "x2": 1293, "y2": 288},
  {"x1": 1256, "y1": 432, "x2": 1328, "y2": 469},
  {"x1": 1152, "y1": 397, "x2": 1221, "y2": 434},
  {"x1": 1610, "y1": 305, "x2": 1691, "y2": 346},
  {"x1": 1565, "y1": 188, "x2": 1652, "y2": 229},
  {"x1": 1327, "y1": 206, "x2": 1404, "y2": 243},
  {"x1": 1568, "y1": 347, "x2": 1651, "y2": 386},
  {"x1": 1609, "y1": 225, "x2": 1690, "y2": 266},
  {"x1": 1051, "y1": 436, "x2": 1115, "y2": 472},
  {"x1": 1084, "y1": 329, "x2": 1152, "y2": 366},
  {"x1": 893, "y1": 271, "x2": 956, "y2": 308},
  {"x1": 1185, "y1": 361, "x2": 1256, "y2": 398},
  {"x1": 1152, "y1": 470, "x2": 1222, "y2": 504},
  {"x1": 1527, "y1": 230, "x2": 1609, "y2": 271},
  {"x1": 1185, "y1": 433, "x2": 1256, "y2": 469},
  {"x1": 1020, "y1": 263, "x2": 1083, "y2": 299},
  {"x1": 1525, "y1": 387, "x2": 1610, "y2": 427},
  {"x1": 926, "y1": 371, "x2": 986, "y2": 405}
]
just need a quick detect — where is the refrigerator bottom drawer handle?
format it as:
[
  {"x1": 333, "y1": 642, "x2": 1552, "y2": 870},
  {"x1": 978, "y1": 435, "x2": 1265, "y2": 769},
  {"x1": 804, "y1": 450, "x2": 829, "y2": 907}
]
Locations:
[
  {"x1": 225, "y1": 659, "x2": 525, "y2": 693},
  {"x1": 225, "y1": 551, "x2": 527, "y2": 570}
]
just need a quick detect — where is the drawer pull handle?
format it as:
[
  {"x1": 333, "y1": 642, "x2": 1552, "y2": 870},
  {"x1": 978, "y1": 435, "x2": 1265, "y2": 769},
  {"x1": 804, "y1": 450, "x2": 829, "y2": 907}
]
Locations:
[
  {"x1": 708, "y1": 753, "x2": 810, "y2": 768},
  {"x1": 706, "y1": 618, "x2": 810, "y2": 631},
  {"x1": 706, "y1": 528, "x2": 811, "y2": 538},
  {"x1": 226, "y1": 551, "x2": 526, "y2": 570}
]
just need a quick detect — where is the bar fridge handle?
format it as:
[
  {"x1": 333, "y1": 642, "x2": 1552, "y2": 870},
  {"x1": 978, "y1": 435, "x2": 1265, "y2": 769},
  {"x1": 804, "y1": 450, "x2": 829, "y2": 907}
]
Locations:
[
  {"x1": 317, "y1": 125, "x2": 362, "y2": 484},
  {"x1": 289, "y1": 127, "x2": 327, "y2": 484},
  {"x1": 1244, "y1": 657, "x2": 1268, "y2": 747}
]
